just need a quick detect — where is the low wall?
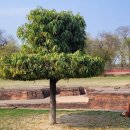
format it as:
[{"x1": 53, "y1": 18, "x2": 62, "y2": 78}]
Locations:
[
  {"x1": 0, "y1": 88, "x2": 50, "y2": 100},
  {"x1": 0, "y1": 87, "x2": 84, "y2": 100},
  {"x1": 104, "y1": 70, "x2": 130, "y2": 76},
  {"x1": 59, "y1": 87, "x2": 85, "y2": 96},
  {"x1": 0, "y1": 87, "x2": 130, "y2": 110},
  {"x1": 87, "y1": 89, "x2": 130, "y2": 110}
]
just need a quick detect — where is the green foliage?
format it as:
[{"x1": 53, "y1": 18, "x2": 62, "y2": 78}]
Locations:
[
  {"x1": 17, "y1": 8, "x2": 86, "y2": 53},
  {"x1": 0, "y1": 8, "x2": 104, "y2": 81},
  {"x1": 125, "y1": 38, "x2": 130, "y2": 48},
  {"x1": 0, "y1": 51, "x2": 104, "y2": 80}
]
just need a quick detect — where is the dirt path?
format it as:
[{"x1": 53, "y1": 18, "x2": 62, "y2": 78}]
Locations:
[{"x1": 0, "y1": 95, "x2": 88, "y2": 106}]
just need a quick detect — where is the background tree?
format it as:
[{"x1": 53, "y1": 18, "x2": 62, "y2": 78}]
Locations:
[
  {"x1": 116, "y1": 26, "x2": 130, "y2": 68},
  {"x1": 0, "y1": 30, "x2": 20, "y2": 57},
  {"x1": 126, "y1": 38, "x2": 130, "y2": 64},
  {"x1": 86, "y1": 32, "x2": 119, "y2": 70},
  {"x1": 0, "y1": 30, "x2": 7, "y2": 46},
  {"x1": 0, "y1": 8, "x2": 104, "y2": 124}
]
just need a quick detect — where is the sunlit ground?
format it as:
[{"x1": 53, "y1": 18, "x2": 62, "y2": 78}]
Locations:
[
  {"x1": 0, "y1": 76, "x2": 130, "y2": 89},
  {"x1": 0, "y1": 109, "x2": 130, "y2": 130}
]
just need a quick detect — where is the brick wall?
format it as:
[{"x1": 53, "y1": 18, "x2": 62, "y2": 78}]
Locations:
[
  {"x1": 0, "y1": 87, "x2": 83, "y2": 100},
  {"x1": 0, "y1": 88, "x2": 50, "y2": 100},
  {"x1": 0, "y1": 87, "x2": 130, "y2": 111},
  {"x1": 87, "y1": 89, "x2": 130, "y2": 110},
  {"x1": 60, "y1": 87, "x2": 85, "y2": 96}
]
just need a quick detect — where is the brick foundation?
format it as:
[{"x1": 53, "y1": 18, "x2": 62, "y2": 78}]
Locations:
[
  {"x1": 0, "y1": 87, "x2": 83, "y2": 100},
  {"x1": 0, "y1": 88, "x2": 50, "y2": 100},
  {"x1": 0, "y1": 87, "x2": 130, "y2": 110},
  {"x1": 60, "y1": 87, "x2": 85, "y2": 96},
  {"x1": 87, "y1": 89, "x2": 130, "y2": 110}
]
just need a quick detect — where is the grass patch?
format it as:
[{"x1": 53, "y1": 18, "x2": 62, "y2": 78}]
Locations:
[
  {"x1": 0, "y1": 108, "x2": 48, "y2": 117},
  {"x1": 0, "y1": 108, "x2": 49, "y2": 130},
  {"x1": 0, "y1": 109, "x2": 130, "y2": 130},
  {"x1": 0, "y1": 76, "x2": 130, "y2": 88}
]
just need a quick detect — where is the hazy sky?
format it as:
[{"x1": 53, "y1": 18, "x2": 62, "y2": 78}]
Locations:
[{"x1": 0, "y1": 0, "x2": 130, "y2": 43}]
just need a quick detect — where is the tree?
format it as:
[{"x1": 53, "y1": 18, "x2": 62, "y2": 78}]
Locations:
[
  {"x1": 0, "y1": 30, "x2": 7, "y2": 46},
  {"x1": 116, "y1": 26, "x2": 130, "y2": 40},
  {"x1": 86, "y1": 32, "x2": 119, "y2": 70},
  {"x1": 0, "y1": 8, "x2": 104, "y2": 124},
  {"x1": 0, "y1": 31, "x2": 20, "y2": 57},
  {"x1": 116, "y1": 26, "x2": 130, "y2": 68},
  {"x1": 0, "y1": 39, "x2": 20, "y2": 57}
]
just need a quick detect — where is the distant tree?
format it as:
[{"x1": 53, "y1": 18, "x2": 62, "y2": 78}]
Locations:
[
  {"x1": 0, "y1": 8, "x2": 104, "y2": 124},
  {"x1": 86, "y1": 32, "x2": 119, "y2": 69},
  {"x1": 0, "y1": 31, "x2": 20, "y2": 57},
  {"x1": 116, "y1": 26, "x2": 130, "y2": 40},
  {"x1": 0, "y1": 30, "x2": 7, "y2": 46},
  {"x1": 116, "y1": 26, "x2": 130, "y2": 68}
]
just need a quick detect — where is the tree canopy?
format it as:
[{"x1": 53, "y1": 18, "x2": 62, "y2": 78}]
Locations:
[
  {"x1": 0, "y1": 51, "x2": 104, "y2": 80},
  {"x1": 0, "y1": 7, "x2": 103, "y2": 81},
  {"x1": 17, "y1": 8, "x2": 86, "y2": 53}
]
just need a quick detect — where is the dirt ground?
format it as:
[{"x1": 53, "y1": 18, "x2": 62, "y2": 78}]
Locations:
[{"x1": 0, "y1": 95, "x2": 88, "y2": 107}]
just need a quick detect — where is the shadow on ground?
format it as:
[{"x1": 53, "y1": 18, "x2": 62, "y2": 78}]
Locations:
[{"x1": 57, "y1": 111, "x2": 130, "y2": 129}]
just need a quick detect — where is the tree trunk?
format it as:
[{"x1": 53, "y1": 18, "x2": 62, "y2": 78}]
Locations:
[{"x1": 49, "y1": 79, "x2": 57, "y2": 125}]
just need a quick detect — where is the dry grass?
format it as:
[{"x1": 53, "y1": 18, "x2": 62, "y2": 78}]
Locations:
[
  {"x1": 58, "y1": 76, "x2": 130, "y2": 88},
  {"x1": 0, "y1": 115, "x2": 46, "y2": 130},
  {"x1": 0, "y1": 76, "x2": 130, "y2": 89},
  {"x1": 0, "y1": 109, "x2": 130, "y2": 130}
]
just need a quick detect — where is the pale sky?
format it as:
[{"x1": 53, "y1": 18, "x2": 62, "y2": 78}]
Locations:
[{"x1": 0, "y1": 0, "x2": 130, "y2": 43}]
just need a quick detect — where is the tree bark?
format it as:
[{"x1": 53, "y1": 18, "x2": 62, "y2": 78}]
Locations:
[{"x1": 49, "y1": 79, "x2": 58, "y2": 125}]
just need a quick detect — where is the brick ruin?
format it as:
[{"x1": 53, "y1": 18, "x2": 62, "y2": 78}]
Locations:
[
  {"x1": 87, "y1": 88, "x2": 130, "y2": 110},
  {"x1": 0, "y1": 88, "x2": 50, "y2": 100},
  {"x1": 0, "y1": 87, "x2": 130, "y2": 110},
  {"x1": 59, "y1": 87, "x2": 85, "y2": 96},
  {"x1": 0, "y1": 87, "x2": 84, "y2": 100}
]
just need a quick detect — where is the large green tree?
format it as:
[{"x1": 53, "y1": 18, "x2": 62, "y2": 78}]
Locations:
[{"x1": 0, "y1": 8, "x2": 104, "y2": 124}]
